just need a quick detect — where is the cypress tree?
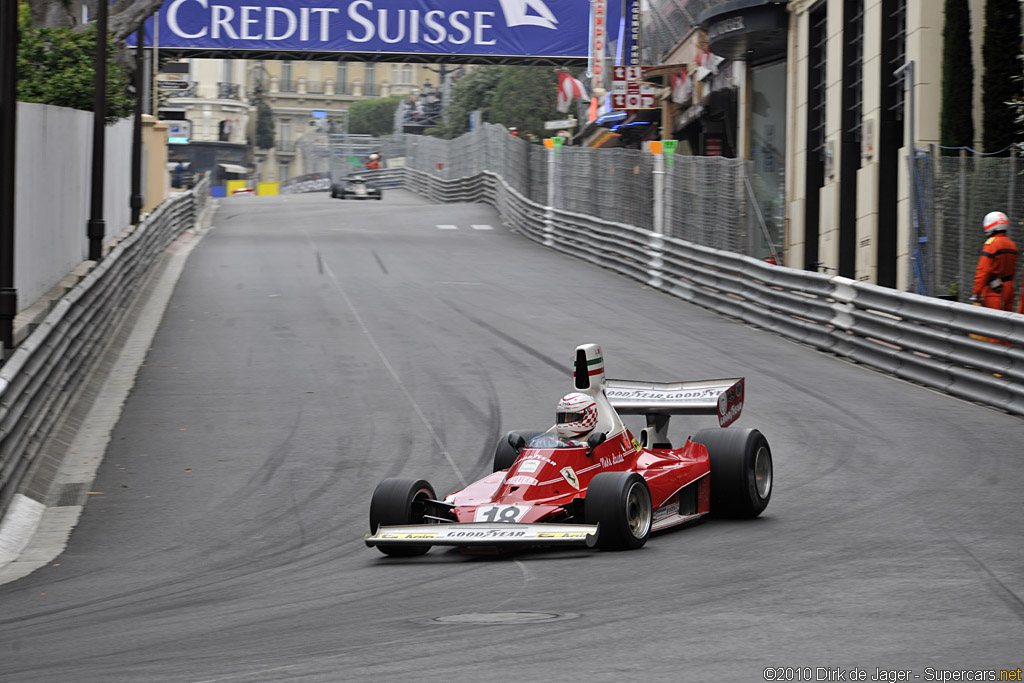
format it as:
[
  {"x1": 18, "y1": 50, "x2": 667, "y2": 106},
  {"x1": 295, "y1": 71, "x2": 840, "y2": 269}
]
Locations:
[
  {"x1": 940, "y1": 0, "x2": 973, "y2": 153},
  {"x1": 982, "y1": 0, "x2": 1022, "y2": 154}
]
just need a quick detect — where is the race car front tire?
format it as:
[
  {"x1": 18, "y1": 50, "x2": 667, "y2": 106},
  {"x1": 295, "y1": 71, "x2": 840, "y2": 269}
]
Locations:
[
  {"x1": 584, "y1": 472, "x2": 652, "y2": 550},
  {"x1": 692, "y1": 428, "x2": 772, "y2": 518},
  {"x1": 368, "y1": 478, "x2": 436, "y2": 556}
]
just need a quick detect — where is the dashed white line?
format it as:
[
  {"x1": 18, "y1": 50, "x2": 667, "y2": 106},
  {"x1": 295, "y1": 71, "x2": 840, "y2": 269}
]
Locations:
[
  {"x1": 471, "y1": 224, "x2": 493, "y2": 230},
  {"x1": 437, "y1": 224, "x2": 458, "y2": 230}
]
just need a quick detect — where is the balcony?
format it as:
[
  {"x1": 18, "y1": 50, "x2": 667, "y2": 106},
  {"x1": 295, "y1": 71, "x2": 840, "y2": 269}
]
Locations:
[
  {"x1": 277, "y1": 140, "x2": 297, "y2": 155},
  {"x1": 306, "y1": 81, "x2": 325, "y2": 94},
  {"x1": 217, "y1": 82, "x2": 240, "y2": 100}
]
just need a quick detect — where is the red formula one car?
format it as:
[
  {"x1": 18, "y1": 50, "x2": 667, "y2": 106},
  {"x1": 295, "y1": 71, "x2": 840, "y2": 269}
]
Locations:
[{"x1": 365, "y1": 343, "x2": 772, "y2": 555}]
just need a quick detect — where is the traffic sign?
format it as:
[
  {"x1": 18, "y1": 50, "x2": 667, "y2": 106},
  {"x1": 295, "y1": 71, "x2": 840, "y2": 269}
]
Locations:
[
  {"x1": 166, "y1": 121, "x2": 191, "y2": 144},
  {"x1": 544, "y1": 118, "x2": 576, "y2": 130},
  {"x1": 158, "y1": 79, "x2": 192, "y2": 91}
]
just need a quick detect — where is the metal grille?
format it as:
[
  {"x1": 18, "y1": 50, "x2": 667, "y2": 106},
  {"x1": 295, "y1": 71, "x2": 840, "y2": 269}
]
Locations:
[
  {"x1": 643, "y1": 0, "x2": 721, "y2": 64},
  {"x1": 667, "y1": 156, "x2": 746, "y2": 252},
  {"x1": 808, "y1": 9, "x2": 828, "y2": 156},
  {"x1": 845, "y1": 0, "x2": 864, "y2": 145},
  {"x1": 917, "y1": 153, "x2": 1024, "y2": 302},
  {"x1": 404, "y1": 124, "x2": 758, "y2": 258},
  {"x1": 886, "y1": 0, "x2": 906, "y2": 120}
]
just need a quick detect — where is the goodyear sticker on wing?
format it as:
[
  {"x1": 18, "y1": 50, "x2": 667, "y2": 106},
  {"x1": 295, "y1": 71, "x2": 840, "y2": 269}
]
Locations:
[{"x1": 717, "y1": 378, "x2": 744, "y2": 427}]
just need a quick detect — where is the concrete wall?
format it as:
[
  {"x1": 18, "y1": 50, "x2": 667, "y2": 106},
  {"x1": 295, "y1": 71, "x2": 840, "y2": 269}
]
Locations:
[{"x1": 14, "y1": 103, "x2": 133, "y2": 309}]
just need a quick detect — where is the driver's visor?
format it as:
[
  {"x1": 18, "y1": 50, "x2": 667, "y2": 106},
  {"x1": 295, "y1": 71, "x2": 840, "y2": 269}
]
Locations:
[{"x1": 556, "y1": 411, "x2": 585, "y2": 424}]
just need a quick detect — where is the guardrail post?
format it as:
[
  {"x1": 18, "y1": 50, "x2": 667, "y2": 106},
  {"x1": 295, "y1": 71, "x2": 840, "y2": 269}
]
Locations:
[
  {"x1": 543, "y1": 138, "x2": 559, "y2": 246},
  {"x1": 649, "y1": 140, "x2": 665, "y2": 235}
]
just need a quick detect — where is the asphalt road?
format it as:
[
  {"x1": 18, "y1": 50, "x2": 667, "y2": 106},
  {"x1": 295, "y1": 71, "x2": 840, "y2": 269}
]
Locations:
[{"x1": 0, "y1": 190, "x2": 1021, "y2": 682}]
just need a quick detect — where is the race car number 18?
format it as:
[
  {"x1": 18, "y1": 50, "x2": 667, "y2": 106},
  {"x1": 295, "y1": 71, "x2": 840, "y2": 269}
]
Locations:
[{"x1": 474, "y1": 505, "x2": 529, "y2": 523}]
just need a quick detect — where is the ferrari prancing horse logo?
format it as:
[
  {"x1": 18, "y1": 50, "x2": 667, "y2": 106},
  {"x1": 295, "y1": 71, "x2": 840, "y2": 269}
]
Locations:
[{"x1": 560, "y1": 466, "x2": 580, "y2": 490}]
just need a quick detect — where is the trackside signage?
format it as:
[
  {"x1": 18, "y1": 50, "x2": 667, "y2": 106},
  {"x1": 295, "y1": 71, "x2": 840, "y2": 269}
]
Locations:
[{"x1": 132, "y1": 0, "x2": 600, "y2": 59}]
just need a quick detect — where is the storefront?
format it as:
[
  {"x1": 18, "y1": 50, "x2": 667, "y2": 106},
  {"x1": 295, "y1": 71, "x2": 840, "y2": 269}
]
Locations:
[{"x1": 702, "y1": 0, "x2": 789, "y2": 260}]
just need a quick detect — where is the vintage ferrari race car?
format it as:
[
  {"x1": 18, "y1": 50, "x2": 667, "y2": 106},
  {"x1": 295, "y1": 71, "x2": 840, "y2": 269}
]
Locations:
[{"x1": 365, "y1": 343, "x2": 772, "y2": 555}]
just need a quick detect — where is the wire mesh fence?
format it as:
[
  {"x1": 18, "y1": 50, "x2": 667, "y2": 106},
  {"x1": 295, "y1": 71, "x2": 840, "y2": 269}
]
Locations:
[
  {"x1": 666, "y1": 155, "x2": 749, "y2": 254},
  {"x1": 915, "y1": 151, "x2": 1024, "y2": 301},
  {"x1": 399, "y1": 124, "x2": 778, "y2": 260}
]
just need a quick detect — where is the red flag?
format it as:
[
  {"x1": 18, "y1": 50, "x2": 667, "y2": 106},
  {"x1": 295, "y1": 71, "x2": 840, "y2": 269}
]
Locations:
[{"x1": 557, "y1": 72, "x2": 587, "y2": 113}]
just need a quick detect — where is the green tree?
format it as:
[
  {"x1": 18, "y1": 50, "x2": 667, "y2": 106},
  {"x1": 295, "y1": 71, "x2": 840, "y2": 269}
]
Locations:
[
  {"x1": 436, "y1": 67, "x2": 504, "y2": 138},
  {"x1": 437, "y1": 66, "x2": 575, "y2": 139},
  {"x1": 982, "y1": 0, "x2": 1022, "y2": 153},
  {"x1": 940, "y1": 0, "x2": 973, "y2": 153},
  {"x1": 255, "y1": 99, "x2": 275, "y2": 150},
  {"x1": 16, "y1": 3, "x2": 133, "y2": 123},
  {"x1": 348, "y1": 96, "x2": 404, "y2": 136}
]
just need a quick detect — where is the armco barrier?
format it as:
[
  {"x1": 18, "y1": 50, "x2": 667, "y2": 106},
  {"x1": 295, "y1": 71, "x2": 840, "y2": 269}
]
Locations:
[
  {"x1": 0, "y1": 179, "x2": 207, "y2": 520},
  {"x1": 400, "y1": 166, "x2": 1024, "y2": 417}
]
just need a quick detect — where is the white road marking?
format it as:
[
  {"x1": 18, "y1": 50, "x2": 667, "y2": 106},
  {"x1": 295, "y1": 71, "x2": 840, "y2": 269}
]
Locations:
[
  {"x1": 437, "y1": 224, "x2": 458, "y2": 230},
  {"x1": 299, "y1": 230, "x2": 468, "y2": 488},
  {"x1": 471, "y1": 224, "x2": 493, "y2": 230}
]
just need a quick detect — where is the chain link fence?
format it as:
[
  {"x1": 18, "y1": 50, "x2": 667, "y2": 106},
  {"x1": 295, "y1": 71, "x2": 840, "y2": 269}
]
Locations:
[
  {"x1": 400, "y1": 124, "x2": 780, "y2": 261},
  {"x1": 914, "y1": 151, "x2": 1024, "y2": 302}
]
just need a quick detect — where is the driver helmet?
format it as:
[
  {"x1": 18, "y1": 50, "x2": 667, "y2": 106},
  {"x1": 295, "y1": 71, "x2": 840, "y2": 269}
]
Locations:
[
  {"x1": 983, "y1": 211, "x2": 1009, "y2": 236},
  {"x1": 369, "y1": 153, "x2": 380, "y2": 160},
  {"x1": 555, "y1": 392, "x2": 598, "y2": 437}
]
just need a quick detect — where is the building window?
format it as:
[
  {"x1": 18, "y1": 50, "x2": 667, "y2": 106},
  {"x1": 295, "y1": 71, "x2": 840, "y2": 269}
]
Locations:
[
  {"x1": 808, "y1": 11, "x2": 827, "y2": 160},
  {"x1": 281, "y1": 60, "x2": 293, "y2": 92},
  {"x1": 364, "y1": 64, "x2": 376, "y2": 96},
  {"x1": 402, "y1": 64, "x2": 413, "y2": 85},
  {"x1": 886, "y1": 0, "x2": 907, "y2": 124},
  {"x1": 336, "y1": 61, "x2": 348, "y2": 94},
  {"x1": 844, "y1": 0, "x2": 864, "y2": 148},
  {"x1": 279, "y1": 163, "x2": 290, "y2": 181}
]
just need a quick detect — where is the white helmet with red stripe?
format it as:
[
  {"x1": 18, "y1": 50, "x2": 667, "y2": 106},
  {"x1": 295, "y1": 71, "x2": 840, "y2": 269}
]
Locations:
[
  {"x1": 555, "y1": 392, "x2": 599, "y2": 437},
  {"x1": 983, "y1": 211, "x2": 1009, "y2": 236}
]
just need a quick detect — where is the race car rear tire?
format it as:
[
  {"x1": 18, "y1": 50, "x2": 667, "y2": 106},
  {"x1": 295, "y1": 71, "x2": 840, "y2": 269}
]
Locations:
[
  {"x1": 692, "y1": 428, "x2": 772, "y2": 518},
  {"x1": 584, "y1": 472, "x2": 652, "y2": 550},
  {"x1": 368, "y1": 478, "x2": 436, "y2": 557}
]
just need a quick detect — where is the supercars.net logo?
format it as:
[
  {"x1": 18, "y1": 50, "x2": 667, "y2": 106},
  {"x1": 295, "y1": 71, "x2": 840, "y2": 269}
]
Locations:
[{"x1": 497, "y1": 0, "x2": 559, "y2": 29}]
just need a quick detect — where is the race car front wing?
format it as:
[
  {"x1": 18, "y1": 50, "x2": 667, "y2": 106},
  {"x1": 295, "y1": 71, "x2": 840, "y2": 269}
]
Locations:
[{"x1": 365, "y1": 522, "x2": 599, "y2": 549}]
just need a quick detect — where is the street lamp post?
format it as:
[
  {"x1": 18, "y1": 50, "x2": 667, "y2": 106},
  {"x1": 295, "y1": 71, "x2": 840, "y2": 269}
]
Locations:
[
  {"x1": 130, "y1": 24, "x2": 144, "y2": 225},
  {"x1": 88, "y1": 0, "x2": 109, "y2": 261},
  {"x1": 0, "y1": 0, "x2": 19, "y2": 351}
]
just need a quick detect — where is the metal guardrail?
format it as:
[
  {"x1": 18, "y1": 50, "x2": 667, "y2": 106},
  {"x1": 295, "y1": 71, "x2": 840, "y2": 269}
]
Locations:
[
  {"x1": 400, "y1": 164, "x2": 1024, "y2": 417},
  {"x1": 0, "y1": 183, "x2": 205, "y2": 518}
]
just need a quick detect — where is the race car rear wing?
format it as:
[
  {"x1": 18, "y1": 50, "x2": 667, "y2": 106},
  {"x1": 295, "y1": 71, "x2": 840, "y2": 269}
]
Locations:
[{"x1": 605, "y1": 377, "x2": 744, "y2": 429}]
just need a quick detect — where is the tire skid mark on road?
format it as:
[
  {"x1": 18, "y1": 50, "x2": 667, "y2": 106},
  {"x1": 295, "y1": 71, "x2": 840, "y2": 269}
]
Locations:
[
  {"x1": 440, "y1": 300, "x2": 566, "y2": 374},
  {"x1": 298, "y1": 229, "x2": 468, "y2": 488}
]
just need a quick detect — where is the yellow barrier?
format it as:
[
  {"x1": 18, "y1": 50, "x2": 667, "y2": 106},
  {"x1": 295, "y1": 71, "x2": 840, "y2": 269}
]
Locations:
[
  {"x1": 257, "y1": 182, "x2": 280, "y2": 196},
  {"x1": 226, "y1": 180, "x2": 248, "y2": 195}
]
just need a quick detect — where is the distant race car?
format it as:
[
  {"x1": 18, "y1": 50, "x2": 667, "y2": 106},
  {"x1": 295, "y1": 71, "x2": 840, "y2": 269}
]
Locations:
[
  {"x1": 331, "y1": 175, "x2": 382, "y2": 200},
  {"x1": 231, "y1": 187, "x2": 255, "y2": 196},
  {"x1": 365, "y1": 343, "x2": 772, "y2": 555}
]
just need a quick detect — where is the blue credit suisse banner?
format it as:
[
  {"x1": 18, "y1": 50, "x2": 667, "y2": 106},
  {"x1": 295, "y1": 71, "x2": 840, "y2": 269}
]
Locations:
[{"x1": 134, "y1": 0, "x2": 607, "y2": 59}]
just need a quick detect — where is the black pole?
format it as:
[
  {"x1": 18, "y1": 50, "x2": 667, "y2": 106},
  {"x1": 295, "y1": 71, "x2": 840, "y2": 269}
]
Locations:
[
  {"x1": 130, "y1": 24, "x2": 144, "y2": 225},
  {"x1": 0, "y1": 0, "x2": 19, "y2": 351},
  {"x1": 87, "y1": 0, "x2": 108, "y2": 261}
]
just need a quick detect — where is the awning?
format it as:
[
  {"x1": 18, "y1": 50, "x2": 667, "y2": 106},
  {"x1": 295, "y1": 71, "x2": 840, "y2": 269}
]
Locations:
[{"x1": 218, "y1": 163, "x2": 249, "y2": 174}]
